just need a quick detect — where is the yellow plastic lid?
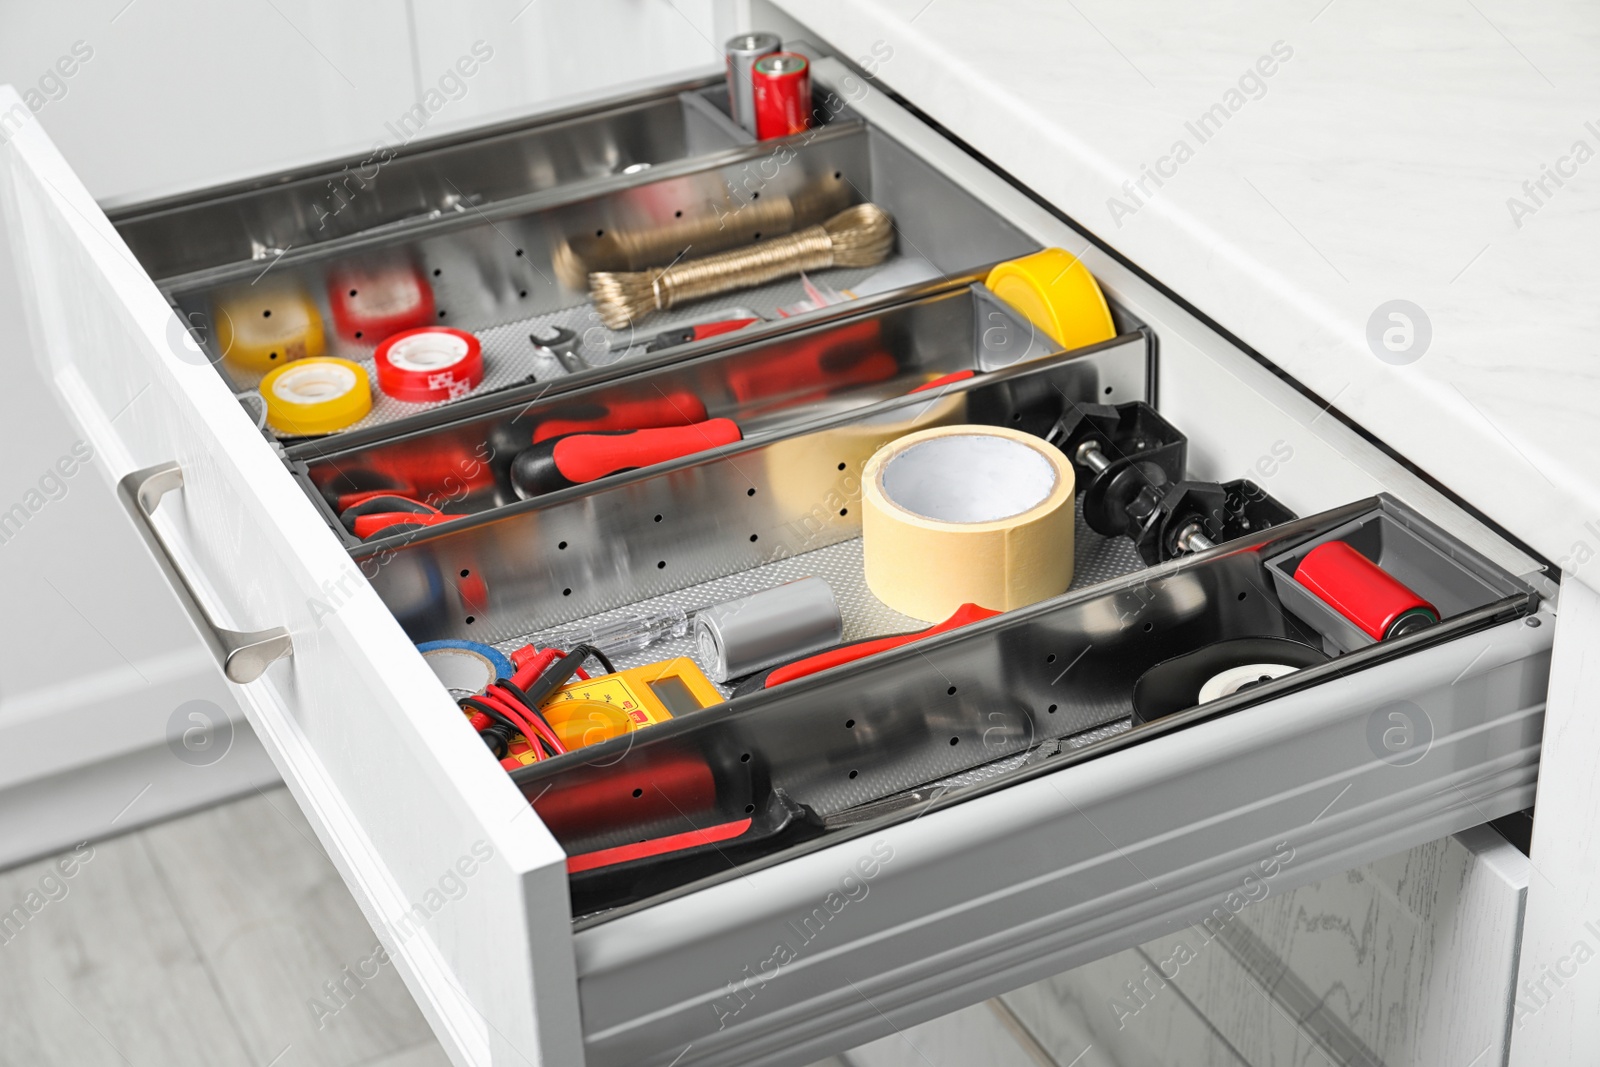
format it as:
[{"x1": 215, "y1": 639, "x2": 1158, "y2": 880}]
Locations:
[
  {"x1": 259, "y1": 357, "x2": 371, "y2": 435},
  {"x1": 985, "y1": 248, "x2": 1115, "y2": 352}
]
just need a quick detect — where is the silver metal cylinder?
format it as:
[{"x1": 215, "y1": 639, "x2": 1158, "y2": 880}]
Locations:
[
  {"x1": 1075, "y1": 439, "x2": 1111, "y2": 474},
  {"x1": 725, "y1": 32, "x2": 781, "y2": 135},
  {"x1": 695, "y1": 576, "x2": 841, "y2": 682}
]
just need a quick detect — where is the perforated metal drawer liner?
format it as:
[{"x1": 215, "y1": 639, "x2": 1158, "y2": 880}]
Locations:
[
  {"x1": 513, "y1": 494, "x2": 1542, "y2": 849},
  {"x1": 359, "y1": 332, "x2": 1152, "y2": 646},
  {"x1": 499, "y1": 497, "x2": 1146, "y2": 705}
]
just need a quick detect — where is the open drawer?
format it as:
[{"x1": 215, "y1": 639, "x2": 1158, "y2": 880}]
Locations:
[{"x1": 0, "y1": 41, "x2": 1554, "y2": 1067}]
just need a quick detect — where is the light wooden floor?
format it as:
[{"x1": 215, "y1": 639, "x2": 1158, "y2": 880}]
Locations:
[
  {"x1": 0, "y1": 785, "x2": 850, "y2": 1067},
  {"x1": 0, "y1": 786, "x2": 448, "y2": 1067}
]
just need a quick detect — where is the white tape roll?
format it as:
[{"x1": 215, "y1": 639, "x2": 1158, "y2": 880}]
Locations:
[
  {"x1": 1197, "y1": 662, "x2": 1301, "y2": 704},
  {"x1": 862, "y1": 425, "x2": 1075, "y2": 621}
]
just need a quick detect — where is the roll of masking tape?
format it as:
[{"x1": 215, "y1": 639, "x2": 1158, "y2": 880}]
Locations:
[
  {"x1": 862, "y1": 424, "x2": 1075, "y2": 621},
  {"x1": 259, "y1": 357, "x2": 372, "y2": 435},
  {"x1": 985, "y1": 248, "x2": 1115, "y2": 353},
  {"x1": 213, "y1": 280, "x2": 326, "y2": 374},
  {"x1": 763, "y1": 381, "x2": 967, "y2": 516}
]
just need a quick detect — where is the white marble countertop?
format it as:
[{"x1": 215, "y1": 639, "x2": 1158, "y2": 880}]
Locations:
[{"x1": 777, "y1": 0, "x2": 1599, "y2": 579}]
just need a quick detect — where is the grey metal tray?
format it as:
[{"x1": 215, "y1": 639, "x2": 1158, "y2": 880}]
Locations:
[
  {"x1": 298, "y1": 278, "x2": 1141, "y2": 550},
  {"x1": 139, "y1": 85, "x2": 1040, "y2": 447}
]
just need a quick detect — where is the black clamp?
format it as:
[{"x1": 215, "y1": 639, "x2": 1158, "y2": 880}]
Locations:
[{"x1": 1049, "y1": 402, "x2": 1296, "y2": 564}]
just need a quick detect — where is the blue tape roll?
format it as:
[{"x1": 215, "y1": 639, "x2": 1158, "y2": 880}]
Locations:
[{"x1": 417, "y1": 639, "x2": 515, "y2": 697}]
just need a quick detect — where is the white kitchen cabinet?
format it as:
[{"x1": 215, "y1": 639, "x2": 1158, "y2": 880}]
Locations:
[
  {"x1": 851, "y1": 823, "x2": 1529, "y2": 1066},
  {"x1": 0, "y1": 15, "x2": 1558, "y2": 1066}
]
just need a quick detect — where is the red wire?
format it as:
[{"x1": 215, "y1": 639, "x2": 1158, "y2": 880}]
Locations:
[
  {"x1": 475, "y1": 689, "x2": 548, "y2": 762},
  {"x1": 510, "y1": 645, "x2": 589, "y2": 688},
  {"x1": 481, "y1": 685, "x2": 568, "y2": 758},
  {"x1": 472, "y1": 645, "x2": 584, "y2": 768}
]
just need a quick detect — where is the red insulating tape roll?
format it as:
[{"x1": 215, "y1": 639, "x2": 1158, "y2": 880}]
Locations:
[
  {"x1": 374, "y1": 327, "x2": 484, "y2": 403},
  {"x1": 327, "y1": 265, "x2": 435, "y2": 341},
  {"x1": 1293, "y1": 540, "x2": 1439, "y2": 641}
]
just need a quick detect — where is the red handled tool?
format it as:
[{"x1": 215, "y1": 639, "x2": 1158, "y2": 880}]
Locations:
[
  {"x1": 726, "y1": 322, "x2": 894, "y2": 405},
  {"x1": 511, "y1": 418, "x2": 743, "y2": 498},
  {"x1": 531, "y1": 392, "x2": 708, "y2": 443},
  {"x1": 734, "y1": 602, "x2": 1000, "y2": 691},
  {"x1": 331, "y1": 484, "x2": 419, "y2": 511},
  {"x1": 1293, "y1": 541, "x2": 1439, "y2": 641},
  {"x1": 910, "y1": 369, "x2": 977, "y2": 392},
  {"x1": 644, "y1": 317, "x2": 759, "y2": 353},
  {"x1": 565, "y1": 816, "x2": 752, "y2": 873},
  {"x1": 339, "y1": 494, "x2": 454, "y2": 539}
]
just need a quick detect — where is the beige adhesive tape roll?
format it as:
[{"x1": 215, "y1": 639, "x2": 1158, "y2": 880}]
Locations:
[
  {"x1": 763, "y1": 387, "x2": 966, "y2": 517},
  {"x1": 862, "y1": 425, "x2": 1075, "y2": 621}
]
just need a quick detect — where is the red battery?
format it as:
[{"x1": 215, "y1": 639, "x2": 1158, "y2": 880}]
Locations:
[
  {"x1": 1293, "y1": 540, "x2": 1439, "y2": 641},
  {"x1": 753, "y1": 52, "x2": 812, "y2": 141}
]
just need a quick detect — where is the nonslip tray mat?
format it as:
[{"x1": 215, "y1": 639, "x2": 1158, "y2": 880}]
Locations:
[{"x1": 500, "y1": 496, "x2": 1146, "y2": 702}]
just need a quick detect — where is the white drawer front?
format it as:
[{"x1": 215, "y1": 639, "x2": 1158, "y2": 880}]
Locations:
[{"x1": 0, "y1": 88, "x2": 581, "y2": 1065}]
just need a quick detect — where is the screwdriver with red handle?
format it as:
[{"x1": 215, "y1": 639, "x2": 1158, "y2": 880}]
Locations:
[
  {"x1": 732, "y1": 602, "x2": 1000, "y2": 692},
  {"x1": 644, "y1": 317, "x2": 759, "y2": 353},
  {"x1": 530, "y1": 392, "x2": 708, "y2": 443},
  {"x1": 510, "y1": 418, "x2": 743, "y2": 499}
]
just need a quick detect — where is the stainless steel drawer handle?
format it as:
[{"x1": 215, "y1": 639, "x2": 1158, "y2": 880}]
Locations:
[{"x1": 117, "y1": 461, "x2": 293, "y2": 683}]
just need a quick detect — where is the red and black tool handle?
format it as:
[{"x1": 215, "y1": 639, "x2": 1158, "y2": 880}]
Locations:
[
  {"x1": 338, "y1": 494, "x2": 454, "y2": 539},
  {"x1": 531, "y1": 392, "x2": 709, "y2": 442},
  {"x1": 644, "y1": 317, "x2": 759, "y2": 353},
  {"x1": 910, "y1": 369, "x2": 976, "y2": 393},
  {"x1": 511, "y1": 418, "x2": 743, "y2": 498}
]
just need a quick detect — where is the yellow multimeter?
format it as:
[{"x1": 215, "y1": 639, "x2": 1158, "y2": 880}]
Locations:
[{"x1": 501, "y1": 657, "x2": 722, "y2": 767}]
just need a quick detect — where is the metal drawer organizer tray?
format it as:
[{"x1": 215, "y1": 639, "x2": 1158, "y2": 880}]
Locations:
[
  {"x1": 112, "y1": 62, "x2": 1547, "y2": 927},
  {"x1": 115, "y1": 73, "x2": 1037, "y2": 448},
  {"x1": 339, "y1": 336, "x2": 1541, "y2": 918}
]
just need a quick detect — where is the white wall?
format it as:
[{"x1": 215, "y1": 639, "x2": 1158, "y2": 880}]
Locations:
[{"x1": 0, "y1": 0, "x2": 722, "y2": 206}]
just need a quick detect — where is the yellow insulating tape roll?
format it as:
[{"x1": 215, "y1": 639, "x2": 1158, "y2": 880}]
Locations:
[
  {"x1": 213, "y1": 280, "x2": 326, "y2": 374},
  {"x1": 985, "y1": 248, "x2": 1115, "y2": 352},
  {"x1": 259, "y1": 357, "x2": 372, "y2": 435},
  {"x1": 862, "y1": 424, "x2": 1075, "y2": 621}
]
